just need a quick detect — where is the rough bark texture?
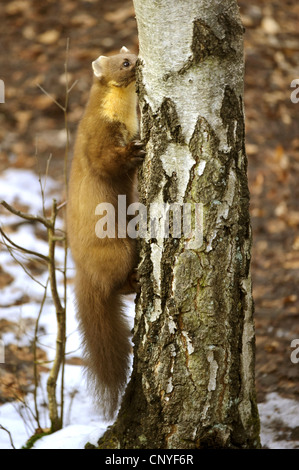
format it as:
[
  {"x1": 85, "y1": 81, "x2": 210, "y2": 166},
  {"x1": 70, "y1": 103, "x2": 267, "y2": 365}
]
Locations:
[{"x1": 96, "y1": 0, "x2": 260, "y2": 449}]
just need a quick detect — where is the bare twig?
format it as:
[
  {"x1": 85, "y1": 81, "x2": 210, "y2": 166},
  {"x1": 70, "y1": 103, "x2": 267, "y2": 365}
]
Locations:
[
  {"x1": 33, "y1": 277, "x2": 49, "y2": 429},
  {"x1": 58, "y1": 37, "x2": 75, "y2": 428},
  {"x1": 46, "y1": 199, "x2": 66, "y2": 432},
  {"x1": 57, "y1": 201, "x2": 67, "y2": 212},
  {"x1": 0, "y1": 424, "x2": 16, "y2": 449},
  {"x1": 0, "y1": 239, "x2": 47, "y2": 288},
  {"x1": 0, "y1": 226, "x2": 49, "y2": 263},
  {"x1": 1, "y1": 200, "x2": 51, "y2": 229},
  {"x1": 35, "y1": 149, "x2": 53, "y2": 218},
  {"x1": 67, "y1": 79, "x2": 78, "y2": 94},
  {"x1": 36, "y1": 84, "x2": 65, "y2": 113},
  {"x1": 13, "y1": 400, "x2": 36, "y2": 436},
  {"x1": 63, "y1": 37, "x2": 70, "y2": 195}
]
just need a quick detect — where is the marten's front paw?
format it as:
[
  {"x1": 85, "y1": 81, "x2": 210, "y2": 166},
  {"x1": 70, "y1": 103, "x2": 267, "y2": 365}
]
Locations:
[{"x1": 127, "y1": 140, "x2": 146, "y2": 167}]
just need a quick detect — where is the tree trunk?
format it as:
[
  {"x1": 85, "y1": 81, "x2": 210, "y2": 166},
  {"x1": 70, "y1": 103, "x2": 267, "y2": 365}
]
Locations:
[{"x1": 97, "y1": 0, "x2": 260, "y2": 449}]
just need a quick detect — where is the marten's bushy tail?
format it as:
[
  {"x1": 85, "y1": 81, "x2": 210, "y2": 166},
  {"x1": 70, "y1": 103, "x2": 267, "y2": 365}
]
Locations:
[{"x1": 74, "y1": 272, "x2": 132, "y2": 419}]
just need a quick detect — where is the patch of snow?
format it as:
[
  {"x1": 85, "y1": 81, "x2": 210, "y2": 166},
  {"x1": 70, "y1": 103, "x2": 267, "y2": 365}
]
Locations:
[
  {"x1": 0, "y1": 365, "x2": 109, "y2": 449},
  {"x1": 0, "y1": 168, "x2": 61, "y2": 212},
  {"x1": 32, "y1": 424, "x2": 106, "y2": 449},
  {"x1": 259, "y1": 392, "x2": 299, "y2": 449}
]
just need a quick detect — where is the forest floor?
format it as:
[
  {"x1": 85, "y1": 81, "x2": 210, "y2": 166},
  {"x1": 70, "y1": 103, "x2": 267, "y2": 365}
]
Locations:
[{"x1": 0, "y1": 0, "x2": 299, "y2": 448}]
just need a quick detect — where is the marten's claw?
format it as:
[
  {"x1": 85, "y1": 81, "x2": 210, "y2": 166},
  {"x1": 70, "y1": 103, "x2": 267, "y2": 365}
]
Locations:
[
  {"x1": 129, "y1": 268, "x2": 141, "y2": 293},
  {"x1": 130, "y1": 140, "x2": 146, "y2": 165}
]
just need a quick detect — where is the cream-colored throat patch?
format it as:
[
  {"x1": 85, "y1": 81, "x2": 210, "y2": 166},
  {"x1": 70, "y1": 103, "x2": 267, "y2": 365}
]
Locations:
[{"x1": 102, "y1": 82, "x2": 138, "y2": 139}]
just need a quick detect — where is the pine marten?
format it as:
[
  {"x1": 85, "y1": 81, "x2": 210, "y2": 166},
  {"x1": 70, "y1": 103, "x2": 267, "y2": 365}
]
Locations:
[{"x1": 67, "y1": 47, "x2": 144, "y2": 419}]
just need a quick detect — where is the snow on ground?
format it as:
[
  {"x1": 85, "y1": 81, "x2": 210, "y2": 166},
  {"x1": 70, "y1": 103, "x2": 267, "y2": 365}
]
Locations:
[
  {"x1": 0, "y1": 366, "x2": 111, "y2": 449},
  {"x1": 0, "y1": 168, "x2": 299, "y2": 449},
  {"x1": 259, "y1": 393, "x2": 299, "y2": 449}
]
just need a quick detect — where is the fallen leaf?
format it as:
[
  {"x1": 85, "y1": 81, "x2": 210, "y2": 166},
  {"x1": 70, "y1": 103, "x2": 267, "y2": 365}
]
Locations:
[
  {"x1": 261, "y1": 16, "x2": 280, "y2": 35},
  {"x1": 5, "y1": 1, "x2": 28, "y2": 15},
  {"x1": 264, "y1": 341, "x2": 280, "y2": 353},
  {"x1": 104, "y1": 6, "x2": 135, "y2": 24},
  {"x1": 71, "y1": 14, "x2": 97, "y2": 28},
  {"x1": 15, "y1": 110, "x2": 32, "y2": 133},
  {"x1": 33, "y1": 94, "x2": 57, "y2": 110},
  {"x1": 0, "y1": 267, "x2": 14, "y2": 289},
  {"x1": 283, "y1": 295, "x2": 298, "y2": 305},
  {"x1": 37, "y1": 29, "x2": 60, "y2": 45},
  {"x1": 22, "y1": 25, "x2": 36, "y2": 40},
  {"x1": 283, "y1": 259, "x2": 299, "y2": 270},
  {"x1": 292, "y1": 236, "x2": 299, "y2": 251}
]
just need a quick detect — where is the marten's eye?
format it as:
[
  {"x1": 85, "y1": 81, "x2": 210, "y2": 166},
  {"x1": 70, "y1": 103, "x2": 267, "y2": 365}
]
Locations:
[{"x1": 123, "y1": 60, "x2": 130, "y2": 68}]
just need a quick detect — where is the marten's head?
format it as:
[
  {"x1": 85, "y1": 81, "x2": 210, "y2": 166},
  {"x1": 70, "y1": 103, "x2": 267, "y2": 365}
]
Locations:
[{"x1": 92, "y1": 47, "x2": 137, "y2": 88}]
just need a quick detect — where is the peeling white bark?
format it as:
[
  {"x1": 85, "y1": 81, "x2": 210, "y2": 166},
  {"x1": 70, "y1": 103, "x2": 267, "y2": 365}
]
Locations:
[
  {"x1": 206, "y1": 166, "x2": 237, "y2": 252},
  {"x1": 135, "y1": 1, "x2": 244, "y2": 148},
  {"x1": 161, "y1": 144, "x2": 195, "y2": 205},
  {"x1": 182, "y1": 331, "x2": 194, "y2": 355},
  {"x1": 197, "y1": 160, "x2": 206, "y2": 176},
  {"x1": 207, "y1": 350, "x2": 219, "y2": 392},
  {"x1": 239, "y1": 275, "x2": 257, "y2": 430}
]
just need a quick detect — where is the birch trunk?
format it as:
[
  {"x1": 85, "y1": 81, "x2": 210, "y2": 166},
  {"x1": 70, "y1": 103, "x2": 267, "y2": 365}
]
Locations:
[{"x1": 97, "y1": 0, "x2": 260, "y2": 449}]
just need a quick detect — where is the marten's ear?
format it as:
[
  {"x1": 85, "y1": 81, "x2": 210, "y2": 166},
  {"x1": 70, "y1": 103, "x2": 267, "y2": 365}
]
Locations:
[
  {"x1": 92, "y1": 56, "x2": 108, "y2": 78},
  {"x1": 120, "y1": 46, "x2": 129, "y2": 53}
]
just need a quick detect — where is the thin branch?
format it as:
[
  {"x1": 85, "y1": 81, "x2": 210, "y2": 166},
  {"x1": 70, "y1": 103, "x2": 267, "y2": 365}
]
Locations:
[
  {"x1": 36, "y1": 84, "x2": 65, "y2": 112},
  {"x1": 44, "y1": 154, "x2": 53, "y2": 195},
  {"x1": 35, "y1": 149, "x2": 53, "y2": 218},
  {"x1": 46, "y1": 198, "x2": 66, "y2": 432},
  {"x1": 57, "y1": 201, "x2": 67, "y2": 212},
  {"x1": 67, "y1": 79, "x2": 78, "y2": 94},
  {"x1": 52, "y1": 236, "x2": 66, "y2": 243},
  {"x1": 0, "y1": 239, "x2": 47, "y2": 289},
  {"x1": 63, "y1": 37, "x2": 70, "y2": 195},
  {"x1": 13, "y1": 399, "x2": 36, "y2": 436},
  {"x1": 33, "y1": 277, "x2": 49, "y2": 429},
  {"x1": 60, "y1": 37, "x2": 74, "y2": 428},
  {"x1": 65, "y1": 389, "x2": 79, "y2": 427},
  {"x1": 0, "y1": 424, "x2": 16, "y2": 449},
  {"x1": 1, "y1": 200, "x2": 52, "y2": 229},
  {"x1": 0, "y1": 226, "x2": 49, "y2": 263}
]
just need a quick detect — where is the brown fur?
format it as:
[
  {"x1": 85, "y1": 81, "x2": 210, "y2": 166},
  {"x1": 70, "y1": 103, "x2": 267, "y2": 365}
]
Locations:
[{"x1": 67, "y1": 50, "x2": 143, "y2": 418}]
